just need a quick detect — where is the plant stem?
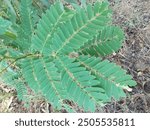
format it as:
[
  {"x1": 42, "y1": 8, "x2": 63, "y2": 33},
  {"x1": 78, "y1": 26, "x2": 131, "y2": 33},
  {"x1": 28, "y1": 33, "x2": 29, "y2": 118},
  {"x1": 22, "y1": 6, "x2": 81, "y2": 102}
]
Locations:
[{"x1": 0, "y1": 53, "x2": 39, "y2": 75}]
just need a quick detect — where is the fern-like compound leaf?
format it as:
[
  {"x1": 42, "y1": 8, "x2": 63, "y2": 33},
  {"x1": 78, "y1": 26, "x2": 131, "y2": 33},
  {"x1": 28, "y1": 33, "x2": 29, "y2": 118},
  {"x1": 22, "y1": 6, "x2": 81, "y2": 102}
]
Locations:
[
  {"x1": 31, "y1": 2, "x2": 73, "y2": 55},
  {"x1": 50, "y1": 2, "x2": 112, "y2": 56},
  {"x1": 21, "y1": 57, "x2": 67, "y2": 109},
  {"x1": 78, "y1": 26, "x2": 124, "y2": 56},
  {"x1": 77, "y1": 56, "x2": 137, "y2": 100},
  {"x1": 0, "y1": 1, "x2": 137, "y2": 112},
  {"x1": 55, "y1": 56, "x2": 109, "y2": 111}
]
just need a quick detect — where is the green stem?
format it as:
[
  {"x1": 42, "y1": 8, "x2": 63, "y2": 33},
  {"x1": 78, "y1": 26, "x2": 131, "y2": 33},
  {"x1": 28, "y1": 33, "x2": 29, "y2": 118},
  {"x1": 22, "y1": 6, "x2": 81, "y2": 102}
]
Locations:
[{"x1": 0, "y1": 53, "x2": 40, "y2": 75}]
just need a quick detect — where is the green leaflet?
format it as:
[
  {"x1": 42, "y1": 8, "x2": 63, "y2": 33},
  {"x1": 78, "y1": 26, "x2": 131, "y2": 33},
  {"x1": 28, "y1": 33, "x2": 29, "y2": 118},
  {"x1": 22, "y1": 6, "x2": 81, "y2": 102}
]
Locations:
[
  {"x1": 20, "y1": 0, "x2": 33, "y2": 37},
  {"x1": 4, "y1": 0, "x2": 17, "y2": 24},
  {"x1": 0, "y1": 16, "x2": 16, "y2": 40},
  {"x1": 0, "y1": 17, "x2": 12, "y2": 35},
  {"x1": 18, "y1": 0, "x2": 33, "y2": 51}
]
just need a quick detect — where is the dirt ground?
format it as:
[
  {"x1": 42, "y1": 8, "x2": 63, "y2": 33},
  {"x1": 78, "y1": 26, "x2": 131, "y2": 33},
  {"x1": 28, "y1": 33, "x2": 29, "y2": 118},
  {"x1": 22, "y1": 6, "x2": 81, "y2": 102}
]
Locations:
[
  {"x1": 102, "y1": 0, "x2": 150, "y2": 113},
  {"x1": 0, "y1": 0, "x2": 150, "y2": 113}
]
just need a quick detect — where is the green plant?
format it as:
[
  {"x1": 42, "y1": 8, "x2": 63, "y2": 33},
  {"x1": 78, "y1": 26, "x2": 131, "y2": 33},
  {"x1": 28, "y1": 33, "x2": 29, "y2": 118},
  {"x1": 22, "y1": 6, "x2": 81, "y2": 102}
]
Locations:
[{"x1": 0, "y1": 0, "x2": 136, "y2": 112}]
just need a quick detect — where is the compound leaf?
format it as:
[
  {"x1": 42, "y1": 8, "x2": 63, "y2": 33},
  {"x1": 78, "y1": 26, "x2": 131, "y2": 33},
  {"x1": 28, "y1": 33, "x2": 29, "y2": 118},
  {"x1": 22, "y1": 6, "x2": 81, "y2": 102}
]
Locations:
[
  {"x1": 21, "y1": 57, "x2": 67, "y2": 109},
  {"x1": 50, "y1": 2, "x2": 112, "y2": 56},
  {"x1": 55, "y1": 56, "x2": 109, "y2": 111},
  {"x1": 78, "y1": 26, "x2": 124, "y2": 56},
  {"x1": 77, "y1": 56, "x2": 137, "y2": 100}
]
